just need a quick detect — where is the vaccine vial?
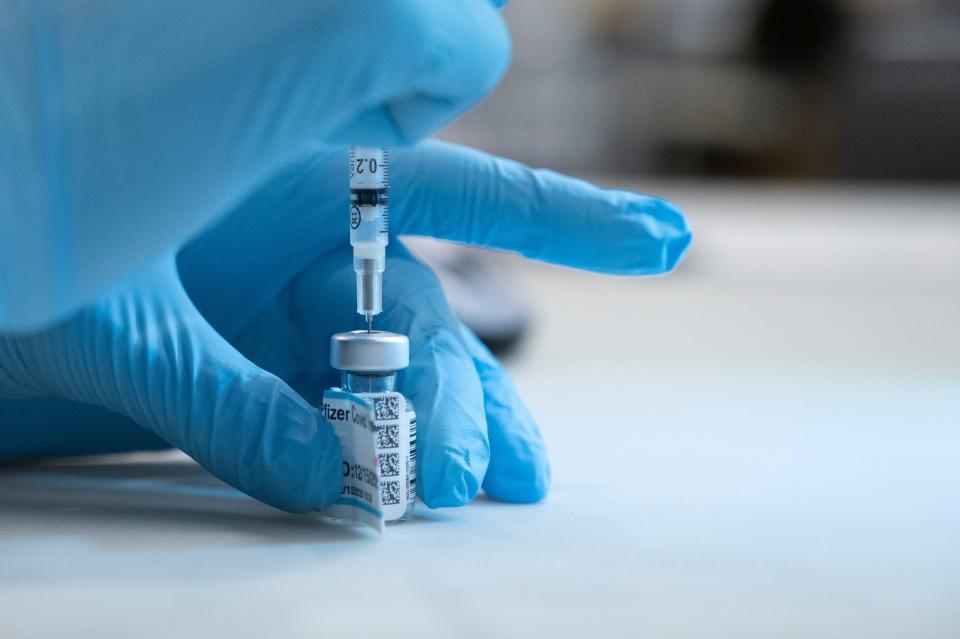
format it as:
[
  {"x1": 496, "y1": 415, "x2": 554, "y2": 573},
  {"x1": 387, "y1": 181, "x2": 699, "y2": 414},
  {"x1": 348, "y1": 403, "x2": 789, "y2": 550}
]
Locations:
[{"x1": 330, "y1": 330, "x2": 416, "y2": 523}]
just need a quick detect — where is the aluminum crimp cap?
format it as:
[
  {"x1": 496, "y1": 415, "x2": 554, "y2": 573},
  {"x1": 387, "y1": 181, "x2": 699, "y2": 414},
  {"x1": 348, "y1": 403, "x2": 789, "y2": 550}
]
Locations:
[{"x1": 330, "y1": 330, "x2": 409, "y2": 373}]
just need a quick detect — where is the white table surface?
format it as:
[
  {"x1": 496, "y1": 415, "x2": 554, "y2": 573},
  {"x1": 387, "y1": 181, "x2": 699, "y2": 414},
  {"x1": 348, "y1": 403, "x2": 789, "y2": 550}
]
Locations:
[{"x1": 2, "y1": 181, "x2": 959, "y2": 639}]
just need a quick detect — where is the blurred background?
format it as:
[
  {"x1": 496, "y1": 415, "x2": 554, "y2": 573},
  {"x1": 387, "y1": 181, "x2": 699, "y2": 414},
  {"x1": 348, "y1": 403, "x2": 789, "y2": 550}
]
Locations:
[
  {"x1": 442, "y1": 0, "x2": 960, "y2": 180},
  {"x1": 407, "y1": 6, "x2": 960, "y2": 633},
  {"x1": 415, "y1": 0, "x2": 960, "y2": 351}
]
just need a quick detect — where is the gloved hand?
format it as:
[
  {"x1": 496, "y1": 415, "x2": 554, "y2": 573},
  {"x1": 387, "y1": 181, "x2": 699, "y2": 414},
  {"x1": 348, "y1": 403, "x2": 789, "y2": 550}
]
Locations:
[
  {"x1": 0, "y1": 0, "x2": 509, "y2": 330},
  {"x1": 0, "y1": 141, "x2": 691, "y2": 510}
]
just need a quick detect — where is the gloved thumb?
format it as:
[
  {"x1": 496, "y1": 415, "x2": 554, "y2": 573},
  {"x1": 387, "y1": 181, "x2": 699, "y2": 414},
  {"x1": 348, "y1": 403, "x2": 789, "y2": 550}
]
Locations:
[{"x1": 0, "y1": 256, "x2": 342, "y2": 513}]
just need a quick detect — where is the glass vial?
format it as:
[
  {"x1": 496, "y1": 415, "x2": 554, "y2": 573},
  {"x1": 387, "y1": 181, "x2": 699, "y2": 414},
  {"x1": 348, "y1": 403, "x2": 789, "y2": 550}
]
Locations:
[{"x1": 330, "y1": 330, "x2": 416, "y2": 523}]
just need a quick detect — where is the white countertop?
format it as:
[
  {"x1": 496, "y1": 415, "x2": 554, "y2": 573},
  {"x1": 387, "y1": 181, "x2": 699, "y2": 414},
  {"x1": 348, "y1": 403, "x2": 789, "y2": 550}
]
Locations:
[{"x1": 2, "y1": 181, "x2": 959, "y2": 638}]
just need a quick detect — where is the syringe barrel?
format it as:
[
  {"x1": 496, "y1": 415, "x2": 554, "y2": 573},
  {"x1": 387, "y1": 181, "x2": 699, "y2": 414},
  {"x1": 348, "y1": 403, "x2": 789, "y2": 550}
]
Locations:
[
  {"x1": 349, "y1": 146, "x2": 389, "y2": 318},
  {"x1": 349, "y1": 146, "x2": 388, "y2": 248}
]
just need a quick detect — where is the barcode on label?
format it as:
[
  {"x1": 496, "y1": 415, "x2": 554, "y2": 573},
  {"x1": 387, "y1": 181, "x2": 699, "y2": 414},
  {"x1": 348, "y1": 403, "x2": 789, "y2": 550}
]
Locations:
[{"x1": 408, "y1": 415, "x2": 417, "y2": 500}]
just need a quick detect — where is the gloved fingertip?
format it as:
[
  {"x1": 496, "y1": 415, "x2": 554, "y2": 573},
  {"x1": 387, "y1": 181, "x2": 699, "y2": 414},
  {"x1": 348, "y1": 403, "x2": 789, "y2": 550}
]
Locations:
[
  {"x1": 631, "y1": 194, "x2": 687, "y2": 224},
  {"x1": 619, "y1": 196, "x2": 692, "y2": 274},
  {"x1": 483, "y1": 461, "x2": 551, "y2": 504},
  {"x1": 246, "y1": 418, "x2": 344, "y2": 514},
  {"x1": 662, "y1": 228, "x2": 693, "y2": 273},
  {"x1": 480, "y1": 406, "x2": 551, "y2": 505},
  {"x1": 419, "y1": 447, "x2": 485, "y2": 508},
  {"x1": 215, "y1": 378, "x2": 344, "y2": 514}
]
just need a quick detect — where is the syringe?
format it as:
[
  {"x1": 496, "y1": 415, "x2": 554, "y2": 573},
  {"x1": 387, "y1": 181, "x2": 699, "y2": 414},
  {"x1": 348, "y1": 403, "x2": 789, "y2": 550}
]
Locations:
[{"x1": 349, "y1": 146, "x2": 389, "y2": 332}]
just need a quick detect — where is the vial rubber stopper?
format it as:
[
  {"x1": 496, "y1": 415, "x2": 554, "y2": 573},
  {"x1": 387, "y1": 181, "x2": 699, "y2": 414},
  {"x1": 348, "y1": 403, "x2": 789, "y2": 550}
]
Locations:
[{"x1": 330, "y1": 330, "x2": 409, "y2": 373}]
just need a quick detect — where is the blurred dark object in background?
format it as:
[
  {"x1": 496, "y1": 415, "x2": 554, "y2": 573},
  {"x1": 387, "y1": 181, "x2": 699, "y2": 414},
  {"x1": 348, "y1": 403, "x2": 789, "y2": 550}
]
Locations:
[
  {"x1": 440, "y1": 0, "x2": 960, "y2": 181},
  {"x1": 840, "y1": 1, "x2": 960, "y2": 180},
  {"x1": 404, "y1": 238, "x2": 530, "y2": 356},
  {"x1": 753, "y1": 0, "x2": 846, "y2": 73}
]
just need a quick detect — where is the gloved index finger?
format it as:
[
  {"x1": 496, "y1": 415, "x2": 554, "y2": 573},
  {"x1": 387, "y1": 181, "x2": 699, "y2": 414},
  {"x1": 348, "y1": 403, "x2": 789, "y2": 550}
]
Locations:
[{"x1": 389, "y1": 142, "x2": 692, "y2": 275}]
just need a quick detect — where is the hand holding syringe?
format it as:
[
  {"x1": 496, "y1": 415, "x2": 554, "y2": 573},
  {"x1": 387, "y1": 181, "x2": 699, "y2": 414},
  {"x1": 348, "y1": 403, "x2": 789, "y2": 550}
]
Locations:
[
  {"x1": 0, "y1": 0, "x2": 690, "y2": 519},
  {"x1": 349, "y1": 146, "x2": 389, "y2": 331}
]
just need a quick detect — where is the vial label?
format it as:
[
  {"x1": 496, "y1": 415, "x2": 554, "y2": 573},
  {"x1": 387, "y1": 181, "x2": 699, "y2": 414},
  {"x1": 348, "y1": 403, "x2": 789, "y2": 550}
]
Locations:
[
  {"x1": 361, "y1": 390, "x2": 416, "y2": 522},
  {"x1": 320, "y1": 390, "x2": 383, "y2": 532}
]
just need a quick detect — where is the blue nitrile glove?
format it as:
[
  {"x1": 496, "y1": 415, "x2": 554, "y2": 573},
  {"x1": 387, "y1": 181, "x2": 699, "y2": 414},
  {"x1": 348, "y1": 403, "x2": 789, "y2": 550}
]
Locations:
[
  {"x1": 0, "y1": 0, "x2": 509, "y2": 331},
  {"x1": 0, "y1": 141, "x2": 691, "y2": 510}
]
